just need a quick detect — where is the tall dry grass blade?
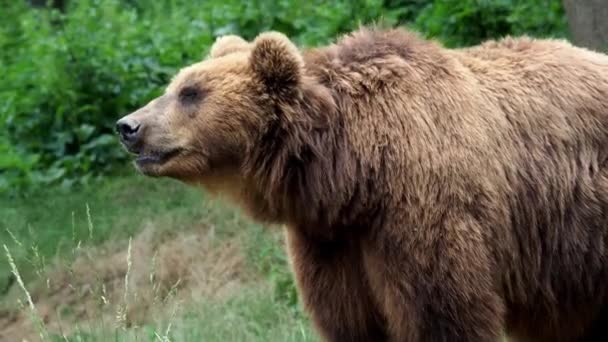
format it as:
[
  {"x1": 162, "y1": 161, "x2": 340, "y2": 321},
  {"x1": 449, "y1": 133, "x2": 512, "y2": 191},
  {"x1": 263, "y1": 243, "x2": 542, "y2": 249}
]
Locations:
[
  {"x1": 71, "y1": 210, "x2": 76, "y2": 244},
  {"x1": 5, "y1": 227, "x2": 23, "y2": 247},
  {"x1": 3, "y1": 244, "x2": 49, "y2": 341},
  {"x1": 117, "y1": 237, "x2": 133, "y2": 328},
  {"x1": 163, "y1": 300, "x2": 180, "y2": 341},
  {"x1": 86, "y1": 203, "x2": 94, "y2": 241}
]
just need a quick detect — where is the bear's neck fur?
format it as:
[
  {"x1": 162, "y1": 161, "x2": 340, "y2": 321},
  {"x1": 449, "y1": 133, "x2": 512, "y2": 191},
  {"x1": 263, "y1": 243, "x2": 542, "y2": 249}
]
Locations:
[
  {"x1": 241, "y1": 76, "x2": 366, "y2": 239},
  {"x1": 240, "y1": 28, "x2": 434, "y2": 239}
]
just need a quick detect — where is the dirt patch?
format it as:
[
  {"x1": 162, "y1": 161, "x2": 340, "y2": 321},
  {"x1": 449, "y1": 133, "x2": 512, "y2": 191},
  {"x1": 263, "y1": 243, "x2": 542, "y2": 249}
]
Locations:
[{"x1": 0, "y1": 224, "x2": 252, "y2": 341}]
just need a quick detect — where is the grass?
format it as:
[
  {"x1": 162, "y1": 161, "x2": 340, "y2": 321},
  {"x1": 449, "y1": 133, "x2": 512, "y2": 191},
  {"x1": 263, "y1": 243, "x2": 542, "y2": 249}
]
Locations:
[
  {"x1": 1, "y1": 168, "x2": 239, "y2": 288},
  {"x1": 0, "y1": 169, "x2": 315, "y2": 341},
  {"x1": 55, "y1": 288, "x2": 316, "y2": 342}
]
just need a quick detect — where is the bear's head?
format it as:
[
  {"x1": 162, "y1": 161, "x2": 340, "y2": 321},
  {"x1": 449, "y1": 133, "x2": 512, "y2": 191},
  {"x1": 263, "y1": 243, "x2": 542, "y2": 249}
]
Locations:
[{"x1": 117, "y1": 32, "x2": 341, "y2": 224}]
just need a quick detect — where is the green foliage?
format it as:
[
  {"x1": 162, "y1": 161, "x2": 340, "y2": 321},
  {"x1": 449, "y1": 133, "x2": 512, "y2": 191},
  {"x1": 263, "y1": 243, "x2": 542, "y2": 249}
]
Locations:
[
  {"x1": 413, "y1": 0, "x2": 568, "y2": 47},
  {"x1": 0, "y1": 0, "x2": 568, "y2": 192}
]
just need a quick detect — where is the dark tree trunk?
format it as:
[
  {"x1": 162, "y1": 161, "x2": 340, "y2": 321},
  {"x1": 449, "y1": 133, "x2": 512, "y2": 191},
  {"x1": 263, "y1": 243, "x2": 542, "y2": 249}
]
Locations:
[{"x1": 563, "y1": 0, "x2": 608, "y2": 51}]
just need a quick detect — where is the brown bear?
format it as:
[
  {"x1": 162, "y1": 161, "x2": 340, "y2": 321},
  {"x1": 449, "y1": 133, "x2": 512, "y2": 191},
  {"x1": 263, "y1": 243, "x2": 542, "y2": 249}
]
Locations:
[{"x1": 116, "y1": 27, "x2": 608, "y2": 341}]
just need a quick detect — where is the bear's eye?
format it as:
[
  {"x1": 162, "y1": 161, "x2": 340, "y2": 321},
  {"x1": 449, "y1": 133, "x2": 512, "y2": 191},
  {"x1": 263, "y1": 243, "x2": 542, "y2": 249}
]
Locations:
[{"x1": 178, "y1": 86, "x2": 202, "y2": 104}]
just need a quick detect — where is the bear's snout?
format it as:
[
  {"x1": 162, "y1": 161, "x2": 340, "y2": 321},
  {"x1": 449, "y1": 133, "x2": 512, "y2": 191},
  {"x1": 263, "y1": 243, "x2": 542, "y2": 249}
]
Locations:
[{"x1": 116, "y1": 117, "x2": 142, "y2": 153}]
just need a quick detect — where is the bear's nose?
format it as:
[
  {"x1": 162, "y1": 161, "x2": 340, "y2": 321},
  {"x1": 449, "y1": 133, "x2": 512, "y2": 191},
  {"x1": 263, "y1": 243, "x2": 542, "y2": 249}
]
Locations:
[{"x1": 116, "y1": 118, "x2": 141, "y2": 146}]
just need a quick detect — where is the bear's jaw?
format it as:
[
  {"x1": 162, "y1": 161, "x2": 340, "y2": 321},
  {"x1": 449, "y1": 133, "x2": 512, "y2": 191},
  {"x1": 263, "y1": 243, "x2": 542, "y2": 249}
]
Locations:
[
  {"x1": 135, "y1": 148, "x2": 183, "y2": 166},
  {"x1": 132, "y1": 147, "x2": 186, "y2": 177}
]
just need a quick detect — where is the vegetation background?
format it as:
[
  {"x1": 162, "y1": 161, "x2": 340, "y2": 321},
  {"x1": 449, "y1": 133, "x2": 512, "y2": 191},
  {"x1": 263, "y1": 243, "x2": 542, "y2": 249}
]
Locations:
[{"x1": 0, "y1": 0, "x2": 604, "y2": 340}]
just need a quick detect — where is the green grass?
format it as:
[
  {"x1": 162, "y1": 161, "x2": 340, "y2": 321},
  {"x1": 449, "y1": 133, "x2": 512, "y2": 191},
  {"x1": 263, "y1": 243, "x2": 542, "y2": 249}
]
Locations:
[
  {"x1": 1, "y1": 169, "x2": 240, "y2": 286},
  {"x1": 0, "y1": 170, "x2": 315, "y2": 341},
  {"x1": 49, "y1": 288, "x2": 316, "y2": 342}
]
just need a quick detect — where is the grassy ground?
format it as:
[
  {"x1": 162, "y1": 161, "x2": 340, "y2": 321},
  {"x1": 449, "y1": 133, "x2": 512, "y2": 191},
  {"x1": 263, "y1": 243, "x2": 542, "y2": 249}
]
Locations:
[{"x1": 0, "y1": 169, "x2": 315, "y2": 341}]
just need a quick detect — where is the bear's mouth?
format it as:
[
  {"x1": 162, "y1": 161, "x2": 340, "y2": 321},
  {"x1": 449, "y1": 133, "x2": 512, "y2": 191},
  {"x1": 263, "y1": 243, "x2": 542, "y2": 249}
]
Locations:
[{"x1": 134, "y1": 148, "x2": 182, "y2": 166}]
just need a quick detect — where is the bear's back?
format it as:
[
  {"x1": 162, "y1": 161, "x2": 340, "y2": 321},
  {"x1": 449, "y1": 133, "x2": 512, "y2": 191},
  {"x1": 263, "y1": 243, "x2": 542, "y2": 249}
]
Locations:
[{"x1": 309, "y1": 31, "x2": 608, "y2": 335}]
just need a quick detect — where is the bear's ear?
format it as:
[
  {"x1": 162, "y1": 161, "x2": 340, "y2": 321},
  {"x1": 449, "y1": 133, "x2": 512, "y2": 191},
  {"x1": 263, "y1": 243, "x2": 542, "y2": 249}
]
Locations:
[
  {"x1": 250, "y1": 32, "x2": 304, "y2": 92},
  {"x1": 209, "y1": 35, "x2": 251, "y2": 58}
]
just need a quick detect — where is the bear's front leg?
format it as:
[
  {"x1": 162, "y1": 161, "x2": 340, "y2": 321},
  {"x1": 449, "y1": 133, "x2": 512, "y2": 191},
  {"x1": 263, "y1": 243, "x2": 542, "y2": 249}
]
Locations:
[
  {"x1": 364, "y1": 213, "x2": 506, "y2": 342},
  {"x1": 286, "y1": 228, "x2": 388, "y2": 342}
]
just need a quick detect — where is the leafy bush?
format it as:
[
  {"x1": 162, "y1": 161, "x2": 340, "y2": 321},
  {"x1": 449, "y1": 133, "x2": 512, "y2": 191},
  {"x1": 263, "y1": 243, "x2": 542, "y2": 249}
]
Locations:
[
  {"x1": 0, "y1": 0, "x2": 568, "y2": 193},
  {"x1": 413, "y1": 0, "x2": 567, "y2": 47}
]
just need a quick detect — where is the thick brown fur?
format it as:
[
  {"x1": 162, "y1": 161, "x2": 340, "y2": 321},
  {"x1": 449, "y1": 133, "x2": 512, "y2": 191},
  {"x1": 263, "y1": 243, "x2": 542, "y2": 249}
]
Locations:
[{"x1": 118, "y1": 27, "x2": 608, "y2": 341}]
